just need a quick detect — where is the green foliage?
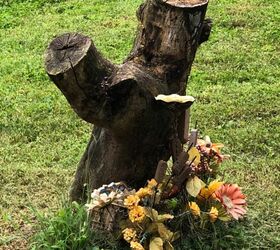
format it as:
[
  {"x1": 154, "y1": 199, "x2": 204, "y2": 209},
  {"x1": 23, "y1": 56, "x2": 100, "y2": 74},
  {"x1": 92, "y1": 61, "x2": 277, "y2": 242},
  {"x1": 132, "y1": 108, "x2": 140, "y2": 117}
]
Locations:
[{"x1": 30, "y1": 201, "x2": 92, "y2": 249}]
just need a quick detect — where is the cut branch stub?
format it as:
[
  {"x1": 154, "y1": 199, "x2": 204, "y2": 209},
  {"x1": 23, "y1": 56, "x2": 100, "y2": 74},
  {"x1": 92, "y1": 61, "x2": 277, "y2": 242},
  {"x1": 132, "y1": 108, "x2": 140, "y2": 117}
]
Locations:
[
  {"x1": 45, "y1": 33, "x2": 115, "y2": 125},
  {"x1": 128, "y1": 0, "x2": 210, "y2": 93},
  {"x1": 199, "y1": 18, "x2": 212, "y2": 44},
  {"x1": 165, "y1": 0, "x2": 208, "y2": 8}
]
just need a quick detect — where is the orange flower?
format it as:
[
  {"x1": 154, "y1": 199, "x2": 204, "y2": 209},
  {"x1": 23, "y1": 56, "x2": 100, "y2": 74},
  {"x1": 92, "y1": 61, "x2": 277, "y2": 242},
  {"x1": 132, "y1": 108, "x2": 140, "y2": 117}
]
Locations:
[
  {"x1": 198, "y1": 137, "x2": 224, "y2": 152},
  {"x1": 124, "y1": 195, "x2": 140, "y2": 209},
  {"x1": 209, "y1": 207, "x2": 219, "y2": 222},
  {"x1": 130, "y1": 241, "x2": 145, "y2": 250},
  {"x1": 129, "y1": 206, "x2": 146, "y2": 223},
  {"x1": 188, "y1": 202, "x2": 200, "y2": 217},
  {"x1": 215, "y1": 184, "x2": 247, "y2": 220},
  {"x1": 136, "y1": 187, "x2": 153, "y2": 198},
  {"x1": 197, "y1": 138, "x2": 229, "y2": 163}
]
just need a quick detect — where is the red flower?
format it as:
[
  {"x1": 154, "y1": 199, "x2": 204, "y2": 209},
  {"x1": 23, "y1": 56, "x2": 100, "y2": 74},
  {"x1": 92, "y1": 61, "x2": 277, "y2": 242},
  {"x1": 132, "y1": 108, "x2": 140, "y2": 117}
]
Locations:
[{"x1": 215, "y1": 184, "x2": 247, "y2": 220}]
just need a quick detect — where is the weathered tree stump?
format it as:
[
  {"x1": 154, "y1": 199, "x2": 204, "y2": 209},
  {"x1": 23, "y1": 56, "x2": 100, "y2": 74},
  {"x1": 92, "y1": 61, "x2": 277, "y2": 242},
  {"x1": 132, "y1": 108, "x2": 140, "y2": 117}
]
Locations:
[{"x1": 44, "y1": 0, "x2": 211, "y2": 202}]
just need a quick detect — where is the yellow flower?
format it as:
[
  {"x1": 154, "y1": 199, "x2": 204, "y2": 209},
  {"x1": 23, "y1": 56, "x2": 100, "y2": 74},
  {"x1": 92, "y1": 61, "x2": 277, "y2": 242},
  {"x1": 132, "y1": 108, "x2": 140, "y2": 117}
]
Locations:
[
  {"x1": 129, "y1": 206, "x2": 146, "y2": 223},
  {"x1": 122, "y1": 228, "x2": 137, "y2": 243},
  {"x1": 199, "y1": 187, "x2": 212, "y2": 200},
  {"x1": 147, "y1": 179, "x2": 157, "y2": 189},
  {"x1": 209, "y1": 207, "x2": 219, "y2": 222},
  {"x1": 188, "y1": 202, "x2": 200, "y2": 217},
  {"x1": 199, "y1": 180, "x2": 224, "y2": 200},
  {"x1": 208, "y1": 180, "x2": 224, "y2": 194},
  {"x1": 136, "y1": 187, "x2": 153, "y2": 198},
  {"x1": 130, "y1": 241, "x2": 145, "y2": 250},
  {"x1": 124, "y1": 195, "x2": 140, "y2": 209}
]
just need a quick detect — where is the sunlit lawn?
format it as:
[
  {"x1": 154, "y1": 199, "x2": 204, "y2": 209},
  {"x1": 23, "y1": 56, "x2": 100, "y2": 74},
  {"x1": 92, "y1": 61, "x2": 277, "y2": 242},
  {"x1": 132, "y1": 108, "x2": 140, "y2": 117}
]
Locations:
[{"x1": 0, "y1": 0, "x2": 279, "y2": 249}]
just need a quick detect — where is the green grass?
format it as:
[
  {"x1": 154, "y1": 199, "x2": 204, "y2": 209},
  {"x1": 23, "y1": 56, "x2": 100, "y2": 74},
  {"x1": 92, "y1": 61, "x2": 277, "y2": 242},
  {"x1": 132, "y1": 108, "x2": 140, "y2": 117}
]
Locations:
[
  {"x1": 30, "y1": 201, "x2": 126, "y2": 250},
  {"x1": 0, "y1": 0, "x2": 279, "y2": 249},
  {"x1": 30, "y1": 201, "x2": 92, "y2": 250}
]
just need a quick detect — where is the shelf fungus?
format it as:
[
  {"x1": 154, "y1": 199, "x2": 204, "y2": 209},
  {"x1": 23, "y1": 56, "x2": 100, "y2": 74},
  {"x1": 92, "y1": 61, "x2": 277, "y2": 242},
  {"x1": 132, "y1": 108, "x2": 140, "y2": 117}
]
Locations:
[{"x1": 155, "y1": 94, "x2": 195, "y2": 104}]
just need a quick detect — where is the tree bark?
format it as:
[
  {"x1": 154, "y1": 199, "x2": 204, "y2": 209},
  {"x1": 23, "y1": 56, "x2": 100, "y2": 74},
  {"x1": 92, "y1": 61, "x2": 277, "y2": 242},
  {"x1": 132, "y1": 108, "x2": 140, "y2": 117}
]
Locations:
[{"x1": 44, "y1": 0, "x2": 211, "y2": 202}]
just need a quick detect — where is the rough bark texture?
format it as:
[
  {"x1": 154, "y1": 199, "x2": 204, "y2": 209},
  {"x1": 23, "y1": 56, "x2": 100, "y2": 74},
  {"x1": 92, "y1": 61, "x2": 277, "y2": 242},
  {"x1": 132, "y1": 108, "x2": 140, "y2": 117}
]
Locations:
[{"x1": 44, "y1": 0, "x2": 211, "y2": 202}]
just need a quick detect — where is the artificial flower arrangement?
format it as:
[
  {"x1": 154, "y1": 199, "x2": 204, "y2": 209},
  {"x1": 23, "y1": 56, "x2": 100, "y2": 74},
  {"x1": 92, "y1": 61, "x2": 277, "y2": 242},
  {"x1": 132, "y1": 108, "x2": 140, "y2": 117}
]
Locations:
[{"x1": 86, "y1": 134, "x2": 247, "y2": 250}]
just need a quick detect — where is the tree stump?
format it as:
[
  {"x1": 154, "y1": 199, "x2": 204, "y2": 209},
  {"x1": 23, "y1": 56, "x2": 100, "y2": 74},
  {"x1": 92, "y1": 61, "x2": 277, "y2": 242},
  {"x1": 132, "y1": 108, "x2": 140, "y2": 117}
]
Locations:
[{"x1": 44, "y1": 0, "x2": 212, "y2": 202}]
